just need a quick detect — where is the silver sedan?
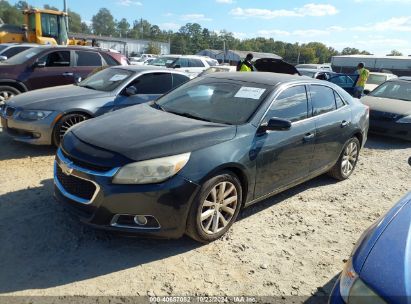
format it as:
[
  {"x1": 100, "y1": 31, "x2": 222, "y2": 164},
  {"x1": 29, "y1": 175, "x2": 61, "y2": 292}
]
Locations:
[{"x1": 0, "y1": 66, "x2": 190, "y2": 145}]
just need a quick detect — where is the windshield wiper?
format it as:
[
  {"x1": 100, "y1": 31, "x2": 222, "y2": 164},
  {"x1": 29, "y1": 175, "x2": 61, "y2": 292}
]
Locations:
[
  {"x1": 80, "y1": 85, "x2": 97, "y2": 90},
  {"x1": 167, "y1": 111, "x2": 214, "y2": 123},
  {"x1": 153, "y1": 102, "x2": 166, "y2": 111}
]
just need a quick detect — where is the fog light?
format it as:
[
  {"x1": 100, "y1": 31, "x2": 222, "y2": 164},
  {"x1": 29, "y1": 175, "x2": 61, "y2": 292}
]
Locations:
[
  {"x1": 134, "y1": 215, "x2": 148, "y2": 226},
  {"x1": 32, "y1": 132, "x2": 41, "y2": 138}
]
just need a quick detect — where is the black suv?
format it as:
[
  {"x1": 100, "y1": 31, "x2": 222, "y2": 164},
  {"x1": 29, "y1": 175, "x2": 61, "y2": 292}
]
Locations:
[{"x1": 0, "y1": 46, "x2": 124, "y2": 102}]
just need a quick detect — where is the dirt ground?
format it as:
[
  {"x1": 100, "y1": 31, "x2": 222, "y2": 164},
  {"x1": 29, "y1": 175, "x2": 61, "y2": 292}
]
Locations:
[{"x1": 0, "y1": 127, "x2": 410, "y2": 303}]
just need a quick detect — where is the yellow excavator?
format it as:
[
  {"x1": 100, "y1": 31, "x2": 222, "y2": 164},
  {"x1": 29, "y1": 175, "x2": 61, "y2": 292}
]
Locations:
[{"x1": 0, "y1": 8, "x2": 87, "y2": 45}]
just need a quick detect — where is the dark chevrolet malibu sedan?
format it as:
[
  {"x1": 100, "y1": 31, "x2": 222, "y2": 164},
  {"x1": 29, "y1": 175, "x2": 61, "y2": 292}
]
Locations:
[{"x1": 54, "y1": 72, "x2": 369, "y2": 242}]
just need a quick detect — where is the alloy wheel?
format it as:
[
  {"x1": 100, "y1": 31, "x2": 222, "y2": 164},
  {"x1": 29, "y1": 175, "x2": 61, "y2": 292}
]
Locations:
[
  {"x1": 200, "y1": 181, "x2": 238, "y2": 235},
  {"x1": 59, "y1": 115, "x2": 87, "y2": 140},
  {"x1": 0, "y1": 90, "x2": 15, "y2": 102},
  {"x1": 341, "y1": 142, "x2": 358, "y2": 176}
]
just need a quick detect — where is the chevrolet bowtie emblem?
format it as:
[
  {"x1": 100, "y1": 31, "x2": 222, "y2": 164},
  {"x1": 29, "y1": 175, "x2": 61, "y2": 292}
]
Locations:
[{"x1": 60, "y1": 161, "x2": 73, "y2": 176}]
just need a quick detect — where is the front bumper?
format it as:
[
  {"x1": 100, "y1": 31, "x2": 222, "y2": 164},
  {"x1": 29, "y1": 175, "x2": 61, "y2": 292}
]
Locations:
[
  {"x1": 53, "y1": 149, "x2": 200, "y2": 238},
  {"x1": 0, "y1": 111, "x2": 58, "y2": 145},
  {"x1": 329, "y1": 277, "x2": 344, "y2": 304},
  {"x1": 369, "y1": 120, "x2": 411, "y2": 141}
]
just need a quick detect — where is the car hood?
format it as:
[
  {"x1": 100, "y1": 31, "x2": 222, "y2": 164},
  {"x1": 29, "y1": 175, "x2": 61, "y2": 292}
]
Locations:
[
  {"x1": 361, "y1": 96, "x2": 411, "y2": 115},
  {"x1": 357, "y1": 192, "x2": 411, "y2": 302},
  {"x1": 67, "y1": 103, "x2": 237, "y2": 162},
  {"x1": 254, "y1": 58, "x2": 300, "y2": 75},
  {"x1": 6, "y1": 85, "x2": 111, "y2": 111}
]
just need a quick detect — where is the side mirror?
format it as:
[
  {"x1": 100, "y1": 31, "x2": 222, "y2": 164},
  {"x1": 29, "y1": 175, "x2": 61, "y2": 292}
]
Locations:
[
  {"x1": 173, "y1": 64, "x2": 181, "y2": 69},
  {"x1": 74, "y1": 75, "x2": 82, "y2": 85},
  {"x1": 0, "y1": 56, "x2": 7, "y2": 62},
  {"x1": 259, "y1": 117, "x2": 292, "y2": 133},
  {"x1": 125, "y1": 86, "x2": 137, "y2": 96},
  {"x1": 33, "y1": 61, "x2": 46, "y2": 68}
]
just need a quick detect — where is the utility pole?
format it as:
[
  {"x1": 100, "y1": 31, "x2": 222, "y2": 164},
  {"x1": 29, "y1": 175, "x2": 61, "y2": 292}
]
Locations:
[{"x1": 63, "y1": 0, "x2": 69, "y2": 33}]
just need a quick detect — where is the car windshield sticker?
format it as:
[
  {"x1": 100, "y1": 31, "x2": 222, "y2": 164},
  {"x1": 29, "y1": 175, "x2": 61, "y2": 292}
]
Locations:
[
  {"x1": 166, "y1": 60, "x2": 174, "y2": 64},
  {"x1": 234, "y1": 87, "x2": 266, "y2": 100},
  {"x1": 109, "y1": 74, "x2": 128, "y2": 82}
]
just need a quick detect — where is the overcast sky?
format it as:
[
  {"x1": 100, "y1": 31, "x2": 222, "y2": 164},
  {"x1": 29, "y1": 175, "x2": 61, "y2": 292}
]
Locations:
[{"x1": 10, "y1": 0, "x2": 411, "y2": 55}]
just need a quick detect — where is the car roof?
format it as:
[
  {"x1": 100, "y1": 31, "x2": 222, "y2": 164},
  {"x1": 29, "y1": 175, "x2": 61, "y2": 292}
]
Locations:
[
  {"x1": 110, "y1": 65, "x2": 188, "y2": 75},
  {"x1": 202, "y1": 72, "x2": 306, "y2": 86},
  {"x1": 0, "y1": 43, "x2": 39, "y2": 47},
  {"x1": 34, "y1": 45, "x2": 114, "y2": 53}
]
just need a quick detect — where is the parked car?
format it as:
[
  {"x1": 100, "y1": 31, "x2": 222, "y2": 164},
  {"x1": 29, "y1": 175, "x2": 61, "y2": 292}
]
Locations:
[
  {"x1": 360, "y1": 77, "x2": 411, "y2": 141},
  {"x1": 364, "y1": 72, "x2": 398, "y2": 94},
  {"x1": 295, "y1": 63, "x2": 333, "y2": 72},
  {"x1": 0, "y1": 43, "x2": 39, "y2": 62},
  {"x1": 297, "y1": 68, "x2": 335, "y2": 80},
  {"x1": 0, "y1": 66, "x2": 190, "y2": 145},
  {"x1": 0, "y1": 46, "x2": 126, "y2": 102},
  {"x1": 149, "y1": 55, "x2": 219, "y2": 77},
  {"x1": 54, "y1": 72, "x2": 369, "y2": 242},
  {"x1": 327, "y1": 74, "x2": 359, "y2": 96},
  {"x1": 198, "y1": 65, "x2": 237, "y2": 77},
  {"x1": 254, "y1": 58, "x2": 300, "y2": 75},
  {"x1": 330, "y1": 191, "x2": 411, "y2": 304}
]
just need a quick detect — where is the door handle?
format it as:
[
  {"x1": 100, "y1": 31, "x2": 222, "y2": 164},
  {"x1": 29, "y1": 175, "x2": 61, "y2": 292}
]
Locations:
[
  {"x1": 303, "y1": 133, "x2": 315, "y2": 142},
  {"x1": 62, "y1": 72, "x2": 73, "y2": 76},
  {"x1": 341, "y1": 120, "x2": 350, "y2": 128}
]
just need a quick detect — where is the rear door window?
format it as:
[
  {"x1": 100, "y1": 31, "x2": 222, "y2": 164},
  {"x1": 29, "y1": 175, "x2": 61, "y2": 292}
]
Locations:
[
  {"x1": 189, "y1": 59, "x2": 205, "y2": 67},
  {"x1": 38, "y1": 51, "x2": 71, "y2": 67},
  {"x1": 132, "y1": 73, "x2": 172, "y2": 94},
  {"x1": 2, "y1": 47, "x2": 31, "y2": 58},
  {"x1": 75, "y1": 51, "x2": 103, "y2": 67},
  {"x1": 310, "y1": 85, "x2": 337, "y2": 116},
  {"x1": 172, "y1": 74, "x2": 190, "y2": 88},
  {"x1": 101, "y1": 53, "x2": 120, "y2": 66},
  {"x1": 266, "y1": 85, "x2": 309, "y2": 122}
]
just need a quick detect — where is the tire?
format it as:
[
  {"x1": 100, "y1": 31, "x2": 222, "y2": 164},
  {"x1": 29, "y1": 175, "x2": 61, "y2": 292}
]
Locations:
[
  {"x1": 186, "y1": 171, "x2": 242, "y2": 243},
  {"x1": 53, "y1": 113, "x2": 89, "y2": 146},
  {"x1": 0, "y1": 86, "x2": 20, "y2": 102},
  {"x1": 328, "y1": 137, "x2": 360, "y2": 180}
]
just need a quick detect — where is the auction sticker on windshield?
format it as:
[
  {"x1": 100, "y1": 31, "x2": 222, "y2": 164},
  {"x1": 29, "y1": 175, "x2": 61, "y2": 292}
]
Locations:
[
  {"x1": 109, "y1": 74, "x2": 129, "y2": 82},
  {"x1": 234, "y1": 87, "x2": 266, "y2": 100}
]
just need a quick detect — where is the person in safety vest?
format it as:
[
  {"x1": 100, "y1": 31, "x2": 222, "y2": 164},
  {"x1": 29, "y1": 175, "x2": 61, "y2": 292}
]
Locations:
[
  {"x1": 354, "y1": 62, "x2": 369, "y2": 98},
  {"x1": 237, "y1": 53, "x2": 255, "y2": 72}
]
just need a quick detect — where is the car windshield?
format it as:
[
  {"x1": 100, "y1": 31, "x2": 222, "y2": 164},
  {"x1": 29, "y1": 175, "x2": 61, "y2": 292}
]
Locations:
[
  {"x1": 369, "y1": 81, "x2": 411, "y2": 101},
  {"x1": 367, "y1": 74, "x2": 388, "y2": 85},
  {"x1": 149, "y1": 56, "x2": 179, "y2": 67},
  {"x1": 1, "y1": 47, "x2": 44, "y2": 65},
  {"x1": 156, "y1": 78, "x2": 271, "y2": 125},
  {"x1": 296, "y1": 64, "x2": 318, "y2": 69},
  {"x1": 0, "y1": 45, "x2": 8, "y2": 53},
  {"x1": 299, "y1": 70, "x2": 316, "y2": 78},
  {"x1": 78, "y1": 68, "x2": 133, "y2": 92}
]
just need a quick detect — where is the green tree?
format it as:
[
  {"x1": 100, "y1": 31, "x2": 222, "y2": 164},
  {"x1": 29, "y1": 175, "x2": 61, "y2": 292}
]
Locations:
[
  {"x1": 80, "y1": 22, "x2": 92, "y2": 34},
  {"x1": 43, "y1": 4, "x2": 59, "y2": 11},
  {"x1": 92, "y1": 8, "x2": 116, "y2": 36},
  {"x1": 146, "y1": 42, "x2": 161, "y2": 54},
  {"x1": 14, "y1": 0, "x2": 29, "y2": 10},
  {"x1": 387, "y1": 49, "x2": 403, "y2": 56},
  {"x1": 68, "y1": 9, "x2": 82, "y2": 33},
  {"x1": 116, "y1": 18, "x2": 130, "y2": 38},
  {"x1": 0, "y1": 0, "x2": 23, "y2": 25}
]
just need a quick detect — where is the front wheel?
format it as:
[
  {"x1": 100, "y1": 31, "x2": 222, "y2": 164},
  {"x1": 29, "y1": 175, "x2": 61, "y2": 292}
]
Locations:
[
  {"x1": 186, "y1": 172, "x2": 242, "y2": 243},
  {"x1": 328, "y1": 137, "x2": 360, "y2": 180},
  {"x1": 53, "y1": 113, "x2": 89, "y2": 146},
  {"x1": 0, "y1": 86, "x2": 20, "y2": 102}
]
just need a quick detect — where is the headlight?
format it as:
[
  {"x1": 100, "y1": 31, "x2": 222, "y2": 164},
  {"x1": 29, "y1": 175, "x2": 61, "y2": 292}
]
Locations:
[
  {"x1": 18, "y1": 110, "x2": 53, "y2": 121},
  {"x1": 397, "y1": 115, "x2": 411, "y2": 123},
  {"x1": 340, "y1": 258, "x2": 386, "y2": 304},
  {"x1": 112, "y1": 152, "x2": 191, "y2": 184}
]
